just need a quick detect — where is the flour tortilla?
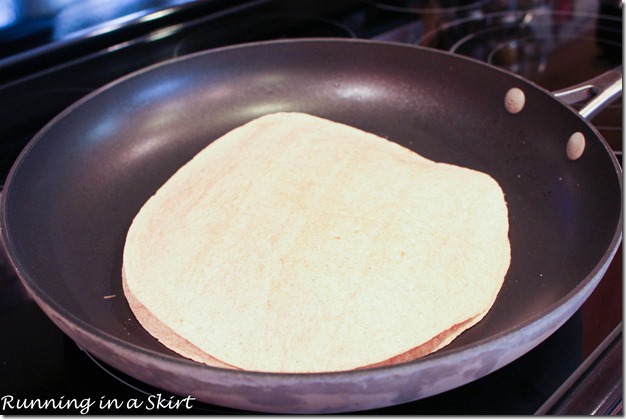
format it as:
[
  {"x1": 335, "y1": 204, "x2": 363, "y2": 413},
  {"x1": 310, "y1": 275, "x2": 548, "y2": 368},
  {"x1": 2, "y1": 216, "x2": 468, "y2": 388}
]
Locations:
[{"x1": 123, "y1": 112, "x2": 510, "y2": 373}]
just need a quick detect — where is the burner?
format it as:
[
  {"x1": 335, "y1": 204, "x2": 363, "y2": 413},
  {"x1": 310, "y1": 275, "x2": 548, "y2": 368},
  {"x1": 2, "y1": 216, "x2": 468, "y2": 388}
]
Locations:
[
  {"x1": 417, "y1": 8, "x2": 621, "y2": 80},
  {"x1": 414, "y1": 5, "x2": 622, "y2": 151},
  {"x1": 363, "y1": 0, "x2": 494, "y2": 43},
  {"x1": 367, "y1": 0, "x2": 491, "y2": 14},
  {"x1": 51, "y1": 0, "x2": 198, "y2": 40},
  {"x1": 173, "y1": 14, "x2": 355, "y2": 57}
]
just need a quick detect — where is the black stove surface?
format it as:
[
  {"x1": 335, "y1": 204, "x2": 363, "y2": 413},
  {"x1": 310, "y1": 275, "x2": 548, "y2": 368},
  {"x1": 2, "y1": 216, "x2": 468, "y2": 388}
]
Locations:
[{"x1": 0, "y1": 0, "x2": 622, "y2": 415}]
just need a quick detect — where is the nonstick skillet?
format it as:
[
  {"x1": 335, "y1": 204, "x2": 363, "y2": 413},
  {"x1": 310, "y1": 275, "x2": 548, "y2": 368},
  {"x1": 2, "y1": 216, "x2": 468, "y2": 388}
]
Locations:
[{"x1": 0, "y1": 39, "x2": 622, "y2": 413}]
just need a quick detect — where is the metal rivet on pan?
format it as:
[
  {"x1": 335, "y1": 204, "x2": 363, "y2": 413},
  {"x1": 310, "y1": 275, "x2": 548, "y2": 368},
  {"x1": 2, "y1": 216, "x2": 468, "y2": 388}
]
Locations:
[
  {"x1": 566, "y1": 132, "x2": 585, "y2": 161},
  {"x1": 504, "y1": 87, "x2": 525, "y2": 114}
]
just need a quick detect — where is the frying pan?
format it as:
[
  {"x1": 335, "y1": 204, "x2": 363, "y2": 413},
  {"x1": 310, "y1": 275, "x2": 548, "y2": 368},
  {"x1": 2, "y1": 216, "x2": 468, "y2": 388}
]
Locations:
[{"x1": 0, "y1": 39, "x2": 622, "y2": 413}]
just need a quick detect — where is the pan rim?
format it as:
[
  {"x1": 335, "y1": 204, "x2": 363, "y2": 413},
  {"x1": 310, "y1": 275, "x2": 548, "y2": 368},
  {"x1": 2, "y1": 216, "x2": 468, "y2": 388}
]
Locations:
[{"x1": 1, "y1": 38, "x2": 622, "y2": 382}]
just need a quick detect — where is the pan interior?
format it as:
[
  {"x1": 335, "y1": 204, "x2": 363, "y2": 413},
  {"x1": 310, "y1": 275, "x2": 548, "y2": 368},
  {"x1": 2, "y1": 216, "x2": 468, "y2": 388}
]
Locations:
[{"x1": 2, "y1": 40, "x2": 621, "y2": 360}]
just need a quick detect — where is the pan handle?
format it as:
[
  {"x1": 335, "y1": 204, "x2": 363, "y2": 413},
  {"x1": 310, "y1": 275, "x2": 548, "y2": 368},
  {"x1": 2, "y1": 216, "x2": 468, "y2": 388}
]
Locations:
[{"x1": 553, "y1": 66, "x2": 623, "y2": 120}]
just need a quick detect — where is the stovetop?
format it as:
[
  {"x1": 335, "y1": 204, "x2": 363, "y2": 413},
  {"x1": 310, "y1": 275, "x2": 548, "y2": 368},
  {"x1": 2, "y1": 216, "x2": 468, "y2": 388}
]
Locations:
[{"x1": 0, "y1": 0, "x2": 622, "y2": 414}]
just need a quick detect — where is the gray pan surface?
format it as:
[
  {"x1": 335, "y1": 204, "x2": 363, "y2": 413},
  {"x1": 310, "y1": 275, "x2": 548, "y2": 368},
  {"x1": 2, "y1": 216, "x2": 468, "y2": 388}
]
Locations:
[{"x1": 0, "y1": 39, "x2": 622, "y2": 413}]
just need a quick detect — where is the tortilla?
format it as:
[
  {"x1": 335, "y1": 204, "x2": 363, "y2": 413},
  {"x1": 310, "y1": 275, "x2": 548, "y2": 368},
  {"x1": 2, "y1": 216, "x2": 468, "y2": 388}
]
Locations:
[{"x1": 122, "y1": 112, "x2": 510, "y2": 373}]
